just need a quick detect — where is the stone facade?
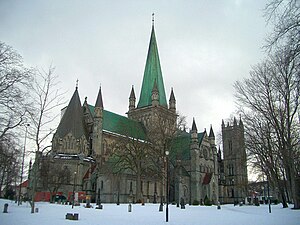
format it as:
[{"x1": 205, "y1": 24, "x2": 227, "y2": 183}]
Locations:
[
  {"x1": 32, "y1": 21, "x2": 247, "y2": 205},
  {"x1": 218, "y1": 118, "x2": 248, "y2": 204}
]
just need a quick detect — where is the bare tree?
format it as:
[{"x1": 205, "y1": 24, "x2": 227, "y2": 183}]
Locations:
[
  {"x1": 234, "y1": 43, "x2": 300, "y2": 208},
  {"x1": 108, "y1": 121, "x2": 151, "y2": 202},
  {"x1": 242, "y1": 110, "x2": 289, "y2": 207},
  {"x1": 265, "y1": 0, "x2": 300, "y2": 52},
  {"x1": 0, "y1": 136, "x2": 21, "y2": 198},
  {"x1": 28, "y1": 66, "x2": 65, "y2": 213},
  {"x1": 146, "y1": 114, "x2": 186, "y2": 203},
  {"x1": 0, "y1": 42, "x2": 32, "y2": 140},
  {"x1": 40, "y1": 158, "x2": 71, "y2": 202}
]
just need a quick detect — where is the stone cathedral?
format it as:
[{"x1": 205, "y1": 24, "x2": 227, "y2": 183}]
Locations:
[{"x1": 37, "y1": 20, "x2": 248, "y2": 205}]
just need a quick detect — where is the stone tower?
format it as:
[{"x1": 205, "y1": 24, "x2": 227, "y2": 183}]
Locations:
[
  {"x1": 190, "y1": 118, "x2": 200, "y2": 202},
  {"x1": 221, "y1": 117, "x2": 247, "y2": 203}
]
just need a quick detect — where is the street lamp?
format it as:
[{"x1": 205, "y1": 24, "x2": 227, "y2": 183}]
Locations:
[
  {"x1": 72, "y1": 171, "x2": 77, "y2": 209},
  {"x1": 267, "y1": 176, "x2": 271, "y2": 213},
  {"x1": 165, "y1": 150, "x2": 170, "y2": 223},
  {"x1": 232, "y1": 178, "x2": 235, "y2": 205},
  {"x1": 18, "y1": 123, "x2": 30, "y2": 206}
]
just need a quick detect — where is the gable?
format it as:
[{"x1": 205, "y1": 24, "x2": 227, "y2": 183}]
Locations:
[{"x1": 170, "y1": 131, "x2": 205, "y2": 161}]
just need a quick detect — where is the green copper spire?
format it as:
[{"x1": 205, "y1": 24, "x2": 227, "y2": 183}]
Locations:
[{"x1": 137, "y1": 21, "x2": 167, "y2": 108}]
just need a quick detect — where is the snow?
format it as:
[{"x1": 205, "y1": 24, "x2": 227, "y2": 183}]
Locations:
[{"x1": 1, "y1": 199, "x2": 299, "y2": 225}]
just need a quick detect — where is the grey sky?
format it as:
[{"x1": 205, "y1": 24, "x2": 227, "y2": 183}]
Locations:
[{"x1": 0, "y1": 0, "x2": 269, "y2": 141}]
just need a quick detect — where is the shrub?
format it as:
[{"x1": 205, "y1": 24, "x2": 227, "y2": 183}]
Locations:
[
  {"x1": 192, "y1": 200, "x2": 200, "y2": 205},
  {"x1": 204, "y1": 195, "x2": 212, "y2": 206}
]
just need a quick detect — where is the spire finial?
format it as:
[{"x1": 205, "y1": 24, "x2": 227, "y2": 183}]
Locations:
[
  {"x1": 76, "y1": 79, "x2": 79, "y2": 89},
  {"x1": 152, "y1": 13, "x2": 155, "y2": 26}
]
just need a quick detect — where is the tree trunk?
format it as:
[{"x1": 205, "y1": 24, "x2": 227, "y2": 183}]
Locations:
[
  {"x1": 290, "y1": 171, "x2": 300, "y2": 209},
  {"x1": 136, "y1": 167, "x2": 142, "y2": 202},
  {"x1": 279, "y1": 185, "x2": 288, "y2": 208}
]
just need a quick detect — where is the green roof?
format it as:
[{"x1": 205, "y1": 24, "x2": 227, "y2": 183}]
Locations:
[
  {"x1": 88, "y1": 105, "x2": 146, "y2": 140},
  {"x1": 137, "y1": 25, "x2": 167, "y2": 108},
  {"x1": 170, "y1": 131, "x2": 205, "y2": 161}
]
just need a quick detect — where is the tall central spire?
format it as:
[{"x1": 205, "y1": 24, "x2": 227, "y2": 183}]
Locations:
[{"x1": 137, "y1": 16, "x2": 167, "y2": 108}]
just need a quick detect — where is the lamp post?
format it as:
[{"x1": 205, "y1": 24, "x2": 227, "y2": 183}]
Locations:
[
  {"x1": 72, "y1": 171, "x2": 77, "y2": 209},
  {"x1": 165, "y1": 150, "x2": 169, "y2": 222},
  {"x1": 159, "y1": 155, "x2": 164, "y2": 212},
  {"x1": 261, "y1": 186, "x2": 265, "y2": 204},
  {"x1": 18, "y1": 124, "x2": 30, "y2": 206},
  {"x1": 267, "y1": 176, "x2": 271, "y2": 213},
  {"x1": 232, "y1": 178, "x2": 235, "y2": 205}
]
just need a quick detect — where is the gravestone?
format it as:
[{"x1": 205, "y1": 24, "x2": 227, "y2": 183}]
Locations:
[
  {"x1": 180, "y1": 198, "x2": 185, "y2": 209},
  {"x1": 3, "y1": 203, "x2": 8, "y2": 213}
]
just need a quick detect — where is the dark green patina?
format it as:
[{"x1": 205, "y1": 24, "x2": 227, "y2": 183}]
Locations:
[
  {"x1": 137, "y1": 25, "x2": 167, "y2": 108},
  {"x1": 89, "y1": 105, "x2": 146, "y2": 140},
  {"x1": 170, "y1": 131, "x2": 205, "y2": 161}
]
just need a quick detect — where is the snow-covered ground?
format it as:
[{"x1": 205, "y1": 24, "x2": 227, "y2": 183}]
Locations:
[{"x1": 1, "y1": 199, "x2": 299, "y2": 225}]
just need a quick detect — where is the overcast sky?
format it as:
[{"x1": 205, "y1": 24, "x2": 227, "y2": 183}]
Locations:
[{"x1": 0, "y1": 0, "x2": 269, "y2": 142}]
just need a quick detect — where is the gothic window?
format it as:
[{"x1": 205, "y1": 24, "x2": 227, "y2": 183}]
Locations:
[
  {"x1": 89, "y1": 135, "x2": 93, "y2": 153},
  {"x1": 101, "y1": 180, "x2": 104, "y2": 190},
  {"x1": 203, "y1": 148, "x2": 208, "y2": 159},
  {"x1": 130, "y1": 181, "x2": 133, "y2": 192},
  {"x1": 228, "y1": 140, "x2": 233, "y2": 154},
  {"x1": 228, "y1": 164, "x2": 234, "y2": 176},
  {"x1": 103, "y1": 140, "x2": 108, "y2": 155},
  {"x1": 147, "y1": 181, "x2": 150, "y2": 196}
]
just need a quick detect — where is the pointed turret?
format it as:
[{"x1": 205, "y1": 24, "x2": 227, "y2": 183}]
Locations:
[
  {"x1": 209, "y1": 125, "x2": 215, "y2": 138},
  {"x1": 94, "y1": 86, "x2": 103, "y2": 118},
  {"x1": 222, "y1": 119, "x2": 225, "y2": 128},
  {"x1": 93, "y1": 86, "x2": 104, "y2": 156},
  {"x1": 190, "y1": 118, "x2": 199, "y2": 150},
  {"x1": 169, "y1": 88, "x2": 176, "y2": 111},
  {"x1": 191, "y1": 118, "x2": 198, "y2": 140},
  {"x1": 137, "y1": 21, "x2": 167, "y2": 108},
  {"x1": 233, "y1": 117, "x2": 237, "y2": 126},
  {"x1": 151, "y1": 79, "x2": 159, "y2": 106},
  {"x1": 95, "y1": 86, "x2": 103, "y2": 109},
  {"x1": 55, "y1": 87, "x2": 87, "y2": 139},
  {"x1": 191, "y1": 118, "x2": 197, "y2": 132},
  {"x1": 129, "y1": 85, "x2": 136, "y2": 111}
]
